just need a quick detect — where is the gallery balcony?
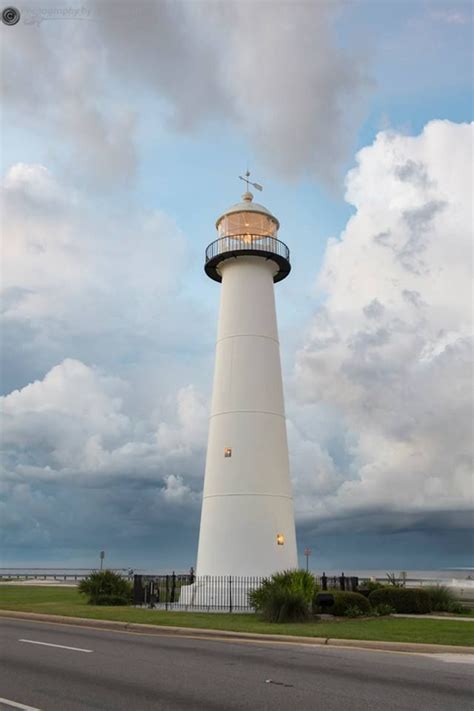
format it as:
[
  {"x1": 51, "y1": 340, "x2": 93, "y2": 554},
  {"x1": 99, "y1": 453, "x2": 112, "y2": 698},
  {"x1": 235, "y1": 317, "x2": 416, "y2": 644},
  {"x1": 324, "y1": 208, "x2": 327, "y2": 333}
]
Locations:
[{"x1": 204, "y1": 235, "x2": 291, "y2": 283}]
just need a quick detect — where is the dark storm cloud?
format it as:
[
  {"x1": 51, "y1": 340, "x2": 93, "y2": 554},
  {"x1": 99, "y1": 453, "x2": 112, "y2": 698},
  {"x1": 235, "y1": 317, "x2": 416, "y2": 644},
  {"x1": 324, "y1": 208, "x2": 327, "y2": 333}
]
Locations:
[
  {"x1": 296, "y1": 526, "x2": 474, "y2": 571},
  {"x1": 2, "y1": 477, "x2": 202, "y2": 570}
]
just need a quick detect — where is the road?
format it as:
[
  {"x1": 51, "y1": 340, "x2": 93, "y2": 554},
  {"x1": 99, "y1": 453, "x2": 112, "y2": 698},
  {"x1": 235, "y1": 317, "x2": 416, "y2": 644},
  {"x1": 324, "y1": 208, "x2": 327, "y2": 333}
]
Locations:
[{"x1": 0, "y1": 618, "x2": 472, "y2": 711}]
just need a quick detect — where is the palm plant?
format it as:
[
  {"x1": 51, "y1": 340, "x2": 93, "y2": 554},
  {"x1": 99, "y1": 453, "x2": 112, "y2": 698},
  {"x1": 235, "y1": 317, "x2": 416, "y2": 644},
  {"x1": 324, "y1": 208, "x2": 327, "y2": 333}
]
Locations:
[
  {"x1": 249, "y1": 569, "x2": 315, "y2": 623},
  {"x1": 78, "y1": 570, "x2": 132, "y2": 606}
]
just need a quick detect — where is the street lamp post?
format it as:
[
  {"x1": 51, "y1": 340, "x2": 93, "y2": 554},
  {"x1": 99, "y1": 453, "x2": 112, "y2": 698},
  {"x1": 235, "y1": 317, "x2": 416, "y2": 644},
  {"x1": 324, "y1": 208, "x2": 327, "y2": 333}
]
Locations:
[{"x1": 304, "y1": 548, "x2": 311, "y2": 572}]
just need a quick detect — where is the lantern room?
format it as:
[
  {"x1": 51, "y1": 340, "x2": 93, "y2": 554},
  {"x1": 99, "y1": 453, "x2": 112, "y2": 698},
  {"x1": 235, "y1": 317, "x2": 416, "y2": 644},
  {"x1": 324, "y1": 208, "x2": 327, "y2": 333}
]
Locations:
[
  {"x1": 216, "y1": 191, "x2": 279, "y2": 241},
  {"x1": 205, "y1": 191, "x2": 290, "y2": 283}
]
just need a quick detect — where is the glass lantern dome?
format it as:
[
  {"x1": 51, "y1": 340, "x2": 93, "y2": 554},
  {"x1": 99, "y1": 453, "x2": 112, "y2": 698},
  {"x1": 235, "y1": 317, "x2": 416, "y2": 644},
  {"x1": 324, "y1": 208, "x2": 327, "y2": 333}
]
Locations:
[{"x1": 205, "y1": 192, "x2": 290, "y2": 283}]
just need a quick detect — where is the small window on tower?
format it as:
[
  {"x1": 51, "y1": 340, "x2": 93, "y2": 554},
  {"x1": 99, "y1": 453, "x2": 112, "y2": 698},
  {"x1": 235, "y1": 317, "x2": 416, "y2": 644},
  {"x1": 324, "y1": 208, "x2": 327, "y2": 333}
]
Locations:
[
  {"x1": 224, "y1": 447, "x2": 232, "y2": 458},
  {"x1": 276, "y1": 533, "x2": 285, "y2": 546}
]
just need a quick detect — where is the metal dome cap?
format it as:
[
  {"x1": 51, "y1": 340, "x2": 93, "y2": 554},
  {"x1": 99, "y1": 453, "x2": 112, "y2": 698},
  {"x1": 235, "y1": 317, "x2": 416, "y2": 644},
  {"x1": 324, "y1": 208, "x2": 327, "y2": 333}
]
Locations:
[{"x1": 215, "y1": 191, "x2": 280, "y2": 231}]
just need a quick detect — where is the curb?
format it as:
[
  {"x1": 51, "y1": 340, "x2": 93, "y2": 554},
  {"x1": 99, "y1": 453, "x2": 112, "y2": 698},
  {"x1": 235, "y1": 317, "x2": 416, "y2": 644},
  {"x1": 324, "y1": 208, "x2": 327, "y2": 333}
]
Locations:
[{"x1": 1, "y1": 610, "x2": 472, "y2": 655}]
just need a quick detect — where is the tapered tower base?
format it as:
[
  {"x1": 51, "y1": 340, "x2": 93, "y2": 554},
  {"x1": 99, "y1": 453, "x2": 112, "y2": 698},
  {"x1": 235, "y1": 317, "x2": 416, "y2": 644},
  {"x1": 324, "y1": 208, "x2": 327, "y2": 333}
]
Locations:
[{"x1": 196, "y1": 236, "x2": 297, "y2": 576}]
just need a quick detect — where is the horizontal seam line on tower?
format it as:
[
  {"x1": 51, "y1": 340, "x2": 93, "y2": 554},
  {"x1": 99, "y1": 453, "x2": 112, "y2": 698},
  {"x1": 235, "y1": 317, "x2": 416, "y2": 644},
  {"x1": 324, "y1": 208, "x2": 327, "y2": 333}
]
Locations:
[
  {"x1": 209, "y1": 410, "x2": 285, "y2": 419},
  {"x1": 216, "y1": 334, "x2": 280, "y2": 345},
  {"x1": 202, "y1": 493, "x2": 293, "y2": 500}
]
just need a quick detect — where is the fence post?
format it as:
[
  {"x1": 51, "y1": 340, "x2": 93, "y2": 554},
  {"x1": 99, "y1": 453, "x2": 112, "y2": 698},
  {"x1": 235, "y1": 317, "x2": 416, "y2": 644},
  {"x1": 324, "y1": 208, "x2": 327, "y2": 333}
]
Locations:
[
  {"x1": 322, "y1": 572, "x2": 327, "y2": 591},
  {"x1": 148, "y1": 581, "x2": 155, "y2": 608},
  {"x1": 229, "y1": 576, "x2": 233, "y2": 614},
  {"x1": 171, "y1": 571, "x2": 176, "y2": 603},
  {"x1": 340, "y1": 572, "x2": 345, "y2": 591},
  {"x1": 133, "y1": 575, "x2": 144, "y2": 605},
  {"x1": 165, "y1": 575, "x2": 169, "y2": 611}
]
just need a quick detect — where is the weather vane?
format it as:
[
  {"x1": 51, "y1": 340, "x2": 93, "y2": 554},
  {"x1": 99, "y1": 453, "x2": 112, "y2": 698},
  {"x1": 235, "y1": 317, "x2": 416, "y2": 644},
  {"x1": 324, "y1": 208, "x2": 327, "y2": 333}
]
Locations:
[{"x1": 239, "y1": 170, "x2": 263, "y2": 192}]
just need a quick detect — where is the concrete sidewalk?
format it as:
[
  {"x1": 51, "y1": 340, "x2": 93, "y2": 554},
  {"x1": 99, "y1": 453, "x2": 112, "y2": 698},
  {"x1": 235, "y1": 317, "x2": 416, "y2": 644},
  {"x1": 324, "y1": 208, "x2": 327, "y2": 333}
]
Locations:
[
  {"x1": 393, "y1": 613, "x2": 474, "y2": 622},
  {"x1": 0, "y1": 608, "x2": 472, "y2": 655}
]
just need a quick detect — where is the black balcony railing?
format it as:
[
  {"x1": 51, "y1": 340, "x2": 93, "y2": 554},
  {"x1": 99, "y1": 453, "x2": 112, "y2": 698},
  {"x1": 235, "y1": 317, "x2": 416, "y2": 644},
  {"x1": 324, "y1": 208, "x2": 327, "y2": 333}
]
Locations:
[{"x1": 205, "y1": 235, "x2": 291, "y2": 283}]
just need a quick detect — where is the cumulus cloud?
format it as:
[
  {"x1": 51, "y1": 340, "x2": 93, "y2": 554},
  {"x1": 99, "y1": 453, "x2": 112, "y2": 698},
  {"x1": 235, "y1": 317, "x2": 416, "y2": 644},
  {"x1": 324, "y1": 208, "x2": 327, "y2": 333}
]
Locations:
[
  {"x1": 2, "y1": 163, "x2": 187, "y2": 307},
  {"x1": 0, "y1": 162, "x2": 207, "y2": 393},
  {"x1": 156, "y1": 385, "x2": 209, "y2": 460},
  {"x1": 1, "y1": 16, "x2": 137, "y2": 186},
  {"x1": 2, "y1": 359, "x2": 129, "y2": 473},
  {"x1": 91, "y1": 0, "x2": 370, "y2": 183},
  {"x1": 2, "y1": 122, "x2": 472, "y2": 564},
  {"x1": 2, "y1": 163, "x2": 84, "y2": 318},
  {"x1": 1, "y1": 359, "x2": 205, "y2": 555},
  {"x1": 1, "y1": 2, "x2": 370, "y2": 186},
  {"x1": 208, "y1": 1, "x2": 370, "y2": 183},
  {"x1": 293, "y1": 120, "x2": 473, "y2": 531},
  {"x1": 0, "y1": 159, "x2": 212, "y2": 560}
]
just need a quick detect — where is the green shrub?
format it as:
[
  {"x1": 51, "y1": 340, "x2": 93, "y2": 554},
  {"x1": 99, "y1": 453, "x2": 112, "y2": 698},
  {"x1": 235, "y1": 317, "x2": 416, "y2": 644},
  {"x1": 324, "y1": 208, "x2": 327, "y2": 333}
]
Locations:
[
  {"x1": 313, "y1": 590, "x2": 372, "y2": 616},
  {"x1": 249, "y1": 569, "x2": 314, "y2": 623},
  {"x1": 78, "y1": 570, "x2": 132, "y2": 606},
  {"x1": 358, "y1": 580, "x2": 386, "y2": 597},
  {"x1": 333, "y1": 591, "x2": 372, "y2": 616},
  {"x1": 446, "y1": 601, "x2": 466, "y2": 614},
  {"x1": 369, "y1": 587, "x2": 432, "y2": 614},
  {"x1": 424, "y1": 586, "x2": 462, "y2": 613}
]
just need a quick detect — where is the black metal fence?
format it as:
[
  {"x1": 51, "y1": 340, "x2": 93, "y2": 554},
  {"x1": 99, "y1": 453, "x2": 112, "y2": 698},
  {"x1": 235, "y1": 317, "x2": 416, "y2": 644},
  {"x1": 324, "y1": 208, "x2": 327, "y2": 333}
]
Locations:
[
  {"x1": 321, "y1": 572, "x2": 359, "y2": 593},
  {"x1": 133, "y1": 572, "x2": 359, "y2": 612}
]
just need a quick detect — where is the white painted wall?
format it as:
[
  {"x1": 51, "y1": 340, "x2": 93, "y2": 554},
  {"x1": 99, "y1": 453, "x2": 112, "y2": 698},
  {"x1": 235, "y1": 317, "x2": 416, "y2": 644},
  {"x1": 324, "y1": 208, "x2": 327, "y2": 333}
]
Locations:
[{"x1": 196, "y1": 255, "x2": 298, "y2": 576}]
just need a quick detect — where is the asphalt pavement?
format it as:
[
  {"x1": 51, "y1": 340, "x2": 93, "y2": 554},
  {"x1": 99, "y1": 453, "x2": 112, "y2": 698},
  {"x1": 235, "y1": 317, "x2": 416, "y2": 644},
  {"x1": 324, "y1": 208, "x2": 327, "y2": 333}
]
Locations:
[{"x1": 0, "y1": 618, "x2": 472, "y2": 711}]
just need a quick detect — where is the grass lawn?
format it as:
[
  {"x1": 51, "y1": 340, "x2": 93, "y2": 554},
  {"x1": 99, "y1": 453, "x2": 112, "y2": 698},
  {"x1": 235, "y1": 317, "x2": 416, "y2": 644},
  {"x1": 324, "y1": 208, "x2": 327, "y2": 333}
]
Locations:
[{"x1": 0, "y1": 585, "x2": 472, "y2": 647}]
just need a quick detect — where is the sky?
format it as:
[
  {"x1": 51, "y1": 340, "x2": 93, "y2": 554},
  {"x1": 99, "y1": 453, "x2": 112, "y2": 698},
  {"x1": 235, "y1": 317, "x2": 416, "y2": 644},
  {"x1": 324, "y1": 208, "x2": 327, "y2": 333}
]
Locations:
[{"x1": 1, "y1": 0, "x2": 473, "y2": 573}]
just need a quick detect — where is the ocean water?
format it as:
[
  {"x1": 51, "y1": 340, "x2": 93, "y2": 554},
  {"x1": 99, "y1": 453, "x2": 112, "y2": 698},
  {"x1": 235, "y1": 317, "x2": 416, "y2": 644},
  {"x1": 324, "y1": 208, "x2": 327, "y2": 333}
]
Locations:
[
  {"x1": 312, "y1": 569, "x2": 474, "y2": 581},
  {"x1": 2, "y1": 566, "x2": 473, "y2": 584}
]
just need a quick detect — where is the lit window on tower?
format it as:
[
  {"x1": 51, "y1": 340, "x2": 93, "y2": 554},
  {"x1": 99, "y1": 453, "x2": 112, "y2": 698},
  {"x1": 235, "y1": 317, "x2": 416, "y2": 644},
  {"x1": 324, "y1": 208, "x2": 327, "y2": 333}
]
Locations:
[
  {"x1": 276, "y1": 533, "x2": 285, "y2": 546},
  {"x1": 224, "y1": 447, "x2": 232, "y2": 458}
]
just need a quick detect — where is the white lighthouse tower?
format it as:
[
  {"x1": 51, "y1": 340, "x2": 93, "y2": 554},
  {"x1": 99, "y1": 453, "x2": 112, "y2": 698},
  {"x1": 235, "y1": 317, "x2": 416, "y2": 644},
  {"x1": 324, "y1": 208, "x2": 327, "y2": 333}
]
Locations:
[{"x1": 196, "y1": 175, "x2": 298, "y2": 577}]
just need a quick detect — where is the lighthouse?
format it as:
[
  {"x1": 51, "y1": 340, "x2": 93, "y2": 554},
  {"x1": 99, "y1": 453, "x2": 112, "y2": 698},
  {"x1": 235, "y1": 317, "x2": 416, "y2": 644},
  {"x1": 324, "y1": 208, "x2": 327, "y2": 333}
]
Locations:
[{"x1": 196, "y1": 175, "x2": 298, "y2": 577}]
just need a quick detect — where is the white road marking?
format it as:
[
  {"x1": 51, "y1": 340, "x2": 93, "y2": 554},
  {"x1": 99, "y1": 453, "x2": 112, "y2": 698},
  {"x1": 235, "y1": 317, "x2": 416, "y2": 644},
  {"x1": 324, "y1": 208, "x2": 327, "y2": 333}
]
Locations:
[
  {"x1": 0, "y1": 697, "x2": 43, "y2": 710},
  {"x1": 18, "y1": 639, "x2": 93, "y2": 653}
]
